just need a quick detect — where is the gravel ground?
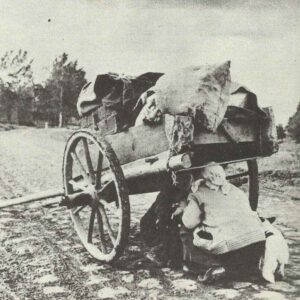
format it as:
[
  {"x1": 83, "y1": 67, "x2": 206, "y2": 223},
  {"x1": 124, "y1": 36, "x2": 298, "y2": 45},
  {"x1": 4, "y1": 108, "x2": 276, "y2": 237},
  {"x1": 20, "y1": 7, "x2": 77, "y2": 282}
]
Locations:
[{"x1": 0, "y1": 128, "x2": 299, "y2": 300}]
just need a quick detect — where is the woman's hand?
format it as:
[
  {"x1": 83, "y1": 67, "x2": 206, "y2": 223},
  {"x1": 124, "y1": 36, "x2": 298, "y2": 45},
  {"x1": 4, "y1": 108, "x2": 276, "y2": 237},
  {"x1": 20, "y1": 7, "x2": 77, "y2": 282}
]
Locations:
[{"x1": 171, "y1": 201, "x2": 187, "y2": 219}]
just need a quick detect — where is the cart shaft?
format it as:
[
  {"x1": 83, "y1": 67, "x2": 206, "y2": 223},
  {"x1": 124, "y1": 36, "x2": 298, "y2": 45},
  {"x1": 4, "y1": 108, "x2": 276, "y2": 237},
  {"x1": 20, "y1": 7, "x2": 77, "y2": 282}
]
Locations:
[{"x1": 0, "y1": 188, "x2": 64, "y2": 209}]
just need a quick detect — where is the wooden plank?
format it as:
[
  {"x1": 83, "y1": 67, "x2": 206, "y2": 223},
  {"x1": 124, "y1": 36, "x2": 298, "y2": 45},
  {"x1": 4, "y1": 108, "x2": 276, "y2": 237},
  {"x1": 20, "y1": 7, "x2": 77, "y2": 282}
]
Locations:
[
  {"x1": 103, "y1": 115, "x2": 258, "y2": 167},
  {"x1": 104, "y1": 118, "x2": 170, "y2": 167},
  {"x1": 193, "y1": 118, "x2": 256, "y2": 145},
  {"x1": 100, "y1": 152, "x2": 191, "y2": 183}
]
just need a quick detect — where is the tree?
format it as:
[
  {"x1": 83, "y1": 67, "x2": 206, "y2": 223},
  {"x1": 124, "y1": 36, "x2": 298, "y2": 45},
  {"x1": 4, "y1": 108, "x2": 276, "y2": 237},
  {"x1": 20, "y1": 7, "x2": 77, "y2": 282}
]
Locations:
[
  {"x1": 287, "y1": 101, "x2": 300, "y2": 143},
  {"x1": 0, "y1": 50, "x2": 34, "y2": 124},
  {"x1": 276, "y1": 124, "x2": 286, "y2": 140},
  {"x1": 38, "y1": 53, "x2": 87, "y2": 126}
]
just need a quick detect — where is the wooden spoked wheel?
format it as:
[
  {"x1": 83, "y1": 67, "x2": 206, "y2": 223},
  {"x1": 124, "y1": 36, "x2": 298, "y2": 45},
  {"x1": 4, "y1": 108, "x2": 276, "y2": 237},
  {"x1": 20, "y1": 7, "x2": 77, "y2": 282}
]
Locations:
[
  {"x1": 226, "y1": 159, "x2": 259, "y2": 211},
  {"x1": 63, "y1": 130, "x2": 130, "y2": 262}
]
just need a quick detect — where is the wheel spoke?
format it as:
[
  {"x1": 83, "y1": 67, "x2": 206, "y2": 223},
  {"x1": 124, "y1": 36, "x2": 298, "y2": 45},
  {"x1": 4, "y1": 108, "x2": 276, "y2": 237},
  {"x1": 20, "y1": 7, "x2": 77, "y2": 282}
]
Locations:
[
  {"x1": 82, "y1": 138, "x2": 95, "y2": 184},
  {"x1": 97, "y1": 180, "x2": 118, "y2": 209},
  {"x1": 95, "y1": 152, "x2": 103, "y2": 190},
  {"x1": 71, "y1": 151, "x2": 89, "y2": 182},
  {"x1": 99, "y1": 200, "x2": 120, "y2": 218},
  {"x1": 99, "y1": 204, "x2": 116, "y2": 245},
  {"x1": 88, "y1": 205, "x2": 97, "y2": 243},
  {"x1": 96, "y1": 208, "x2": 107, "y2": 253},
  {"x1": 73, "y1": 204, "x2": 87, "y2": 215},
  {"x1": 69, "y1": 177, "x2": 87, "y2": 191},
  {"x1": 98, "y1": 180, "x2": 113, "y2": 194}
]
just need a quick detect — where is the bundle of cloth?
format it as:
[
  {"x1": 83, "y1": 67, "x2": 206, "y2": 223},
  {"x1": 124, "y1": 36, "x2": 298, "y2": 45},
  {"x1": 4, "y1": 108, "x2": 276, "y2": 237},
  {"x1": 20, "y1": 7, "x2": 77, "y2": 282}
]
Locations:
[
  {"x1": 77, "y1": 61, "x2": 266, "y2": 133},
  {"x1": 259, "y1": 217, "x2": 289, "y2": 283},
  {"x1": 77, "y1": 72, "x2": 163, "y2": 127},
  {"x1": 135, "y1": 61, "x2": 231, "y2": 132},
  {"x1": 135, "y1": 61, "x2": 267, "y2": 132}
]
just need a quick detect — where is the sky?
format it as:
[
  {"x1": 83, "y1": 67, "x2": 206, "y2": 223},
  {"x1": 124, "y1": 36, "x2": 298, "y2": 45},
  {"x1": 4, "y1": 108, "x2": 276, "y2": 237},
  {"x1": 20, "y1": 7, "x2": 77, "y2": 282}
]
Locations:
[{"x1": 0, "y1": 0, "x2": 299, "y2": 125}]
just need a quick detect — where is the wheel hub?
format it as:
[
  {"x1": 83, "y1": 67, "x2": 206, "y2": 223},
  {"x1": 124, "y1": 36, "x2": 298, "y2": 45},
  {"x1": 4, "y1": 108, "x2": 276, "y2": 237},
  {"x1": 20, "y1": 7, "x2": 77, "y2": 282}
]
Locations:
[{"x1": 85, "y1": 184, "x2": 99, "y2": 201}]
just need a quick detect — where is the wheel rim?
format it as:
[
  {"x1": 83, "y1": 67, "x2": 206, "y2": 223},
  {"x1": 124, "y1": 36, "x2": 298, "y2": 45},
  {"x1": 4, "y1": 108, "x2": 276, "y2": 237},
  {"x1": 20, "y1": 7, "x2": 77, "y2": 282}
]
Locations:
[{"x1": 63, "y1": 130, "x2": 130, "y2": 262}]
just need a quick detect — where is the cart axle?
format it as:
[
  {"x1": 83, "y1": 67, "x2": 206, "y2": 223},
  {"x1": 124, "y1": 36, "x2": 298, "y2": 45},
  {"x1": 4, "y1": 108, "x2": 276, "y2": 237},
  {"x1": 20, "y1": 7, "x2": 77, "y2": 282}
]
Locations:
[{"x1": 60, "y1": 192, "x2": 92, "y2": 209}]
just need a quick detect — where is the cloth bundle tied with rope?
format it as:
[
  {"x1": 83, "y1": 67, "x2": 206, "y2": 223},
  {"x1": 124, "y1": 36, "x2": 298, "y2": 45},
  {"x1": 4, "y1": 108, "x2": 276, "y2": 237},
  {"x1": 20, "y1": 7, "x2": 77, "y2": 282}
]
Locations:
[{"x1": 135, "y1": 61, "x2": 231, "y2": 132}]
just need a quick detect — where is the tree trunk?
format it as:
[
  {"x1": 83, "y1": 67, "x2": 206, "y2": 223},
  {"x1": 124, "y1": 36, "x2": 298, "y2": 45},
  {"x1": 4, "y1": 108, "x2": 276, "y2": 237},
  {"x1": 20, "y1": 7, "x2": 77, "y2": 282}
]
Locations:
[
  {"x1": 59, "y1": 112, "x2": 63, "y2": 128},
  {"x1": 6, "y1": 106, "x2": 12, "y2": 123},
  {"x1": 59, "y1": 86, "x2": 64, "y2": 127}
]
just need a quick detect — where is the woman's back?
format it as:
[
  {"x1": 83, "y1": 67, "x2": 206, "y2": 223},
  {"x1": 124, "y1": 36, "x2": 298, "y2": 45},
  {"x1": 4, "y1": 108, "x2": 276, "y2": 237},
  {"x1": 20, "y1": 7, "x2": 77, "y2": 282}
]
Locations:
[{"x1": 183, "y1": 183, "x2": 266, "y2": 254}]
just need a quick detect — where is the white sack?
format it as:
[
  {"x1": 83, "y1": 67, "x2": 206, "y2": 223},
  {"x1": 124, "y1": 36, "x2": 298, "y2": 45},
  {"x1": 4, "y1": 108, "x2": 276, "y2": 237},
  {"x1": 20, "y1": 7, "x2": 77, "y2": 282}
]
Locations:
[{"x1": 136, "y1": 61, "x2": 231, "y2": 132}]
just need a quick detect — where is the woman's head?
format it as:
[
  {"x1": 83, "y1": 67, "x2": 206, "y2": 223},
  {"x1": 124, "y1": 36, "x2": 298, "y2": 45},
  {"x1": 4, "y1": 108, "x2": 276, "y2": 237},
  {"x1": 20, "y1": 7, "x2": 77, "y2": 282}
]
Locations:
[
  {"x1": 201, "y1": 162, "x2": 226, "y2": 187},
  {"x1": 190, "y1": 162, "x2": 230, "y2": 194}
]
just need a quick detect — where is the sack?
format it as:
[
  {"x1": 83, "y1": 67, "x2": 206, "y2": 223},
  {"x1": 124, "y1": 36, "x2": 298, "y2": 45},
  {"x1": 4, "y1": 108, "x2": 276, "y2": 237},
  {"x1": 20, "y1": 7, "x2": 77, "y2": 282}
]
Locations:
[
  {"x1": 259, "y1": 219, "x2": 289, "y2": 283},
  {"x1": 137, "y1": 61, "x2": 231, "y2": 132}
]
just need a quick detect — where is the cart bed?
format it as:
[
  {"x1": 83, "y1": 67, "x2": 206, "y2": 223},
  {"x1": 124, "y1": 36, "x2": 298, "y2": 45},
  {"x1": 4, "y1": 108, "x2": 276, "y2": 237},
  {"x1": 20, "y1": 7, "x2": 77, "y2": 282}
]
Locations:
[{"x1": 103, "y1": 106, "x2": 277, "y2": 168}]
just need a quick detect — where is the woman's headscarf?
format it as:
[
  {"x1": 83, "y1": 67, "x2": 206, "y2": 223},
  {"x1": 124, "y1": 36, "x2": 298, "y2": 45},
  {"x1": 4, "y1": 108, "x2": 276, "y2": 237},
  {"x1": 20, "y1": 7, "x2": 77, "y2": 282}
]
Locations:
[{"x1": 192, "y1": 162, "x2": 230, "y2": 194}]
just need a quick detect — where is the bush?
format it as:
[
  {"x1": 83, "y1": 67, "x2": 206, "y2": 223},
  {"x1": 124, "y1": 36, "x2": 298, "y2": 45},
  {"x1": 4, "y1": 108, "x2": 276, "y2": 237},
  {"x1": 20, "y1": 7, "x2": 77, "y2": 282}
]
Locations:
[{"x1": 287, "y1": 101, "x2": 300, "y2": 143}]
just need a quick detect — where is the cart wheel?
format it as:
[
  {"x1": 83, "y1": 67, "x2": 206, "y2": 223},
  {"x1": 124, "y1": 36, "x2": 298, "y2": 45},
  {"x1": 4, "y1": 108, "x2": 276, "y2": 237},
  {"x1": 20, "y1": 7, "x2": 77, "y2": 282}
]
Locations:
[
  {"x1": 62, "y1": 129, "x2": 130, "y2": 262},
  {"x1": 226, "y1": 159, "x2": 259, "y2": 211}
]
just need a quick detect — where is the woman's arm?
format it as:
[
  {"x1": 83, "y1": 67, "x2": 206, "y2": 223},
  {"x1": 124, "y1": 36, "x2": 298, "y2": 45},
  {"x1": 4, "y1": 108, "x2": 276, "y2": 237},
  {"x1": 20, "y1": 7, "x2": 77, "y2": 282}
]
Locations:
[{"x1": 182, "y1": 194, "x2": 203, "y2": 229}]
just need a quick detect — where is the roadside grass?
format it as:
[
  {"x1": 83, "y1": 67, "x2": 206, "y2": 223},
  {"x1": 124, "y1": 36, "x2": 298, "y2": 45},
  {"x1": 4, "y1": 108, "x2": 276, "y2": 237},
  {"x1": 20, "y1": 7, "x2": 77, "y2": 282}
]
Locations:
[{"x1": 258, "y1": 138, "x2": 300, "y2": 183}]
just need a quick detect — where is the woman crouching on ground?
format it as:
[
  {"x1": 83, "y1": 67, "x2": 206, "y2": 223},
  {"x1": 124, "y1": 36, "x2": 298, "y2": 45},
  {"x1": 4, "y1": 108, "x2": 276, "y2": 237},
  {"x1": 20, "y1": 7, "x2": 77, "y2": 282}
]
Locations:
[{"x1": 180, "y1": 162, "x2": 267, "y2": 283}]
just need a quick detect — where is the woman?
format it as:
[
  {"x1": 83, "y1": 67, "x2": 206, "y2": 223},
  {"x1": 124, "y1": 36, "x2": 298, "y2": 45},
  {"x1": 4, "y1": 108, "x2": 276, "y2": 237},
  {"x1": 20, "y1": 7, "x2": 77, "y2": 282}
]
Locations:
[{"x1": 180, "y1": 163, "x2": 266, "y2": 282}]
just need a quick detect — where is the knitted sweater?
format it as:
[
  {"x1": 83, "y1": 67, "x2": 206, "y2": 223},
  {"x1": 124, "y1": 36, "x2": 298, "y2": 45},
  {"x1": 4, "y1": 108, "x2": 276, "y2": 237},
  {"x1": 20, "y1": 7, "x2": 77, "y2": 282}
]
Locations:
[{"x1": 182, "y1": 183, "x2": 266, "y2": 254}]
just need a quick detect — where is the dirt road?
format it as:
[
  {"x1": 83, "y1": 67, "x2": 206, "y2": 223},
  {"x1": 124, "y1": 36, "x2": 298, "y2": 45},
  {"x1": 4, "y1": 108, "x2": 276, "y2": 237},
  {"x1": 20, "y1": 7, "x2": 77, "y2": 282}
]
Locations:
[{"x1": 0, "y1": 128, "x2": 299, "y2": 299}]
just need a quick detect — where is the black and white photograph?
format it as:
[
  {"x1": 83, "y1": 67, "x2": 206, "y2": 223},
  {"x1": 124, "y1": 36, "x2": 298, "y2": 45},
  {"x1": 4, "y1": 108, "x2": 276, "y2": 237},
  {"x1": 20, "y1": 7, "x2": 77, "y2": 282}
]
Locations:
[{"x1": 0, "y1": 1, "x2": 299, "y2": 299}]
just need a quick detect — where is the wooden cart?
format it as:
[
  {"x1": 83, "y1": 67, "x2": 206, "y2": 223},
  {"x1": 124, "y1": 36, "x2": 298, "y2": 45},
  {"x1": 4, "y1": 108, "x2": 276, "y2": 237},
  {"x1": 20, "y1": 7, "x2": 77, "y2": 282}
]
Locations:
[{"x1": 0, "y1": 105, "x2": 278, "y2": 263}]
